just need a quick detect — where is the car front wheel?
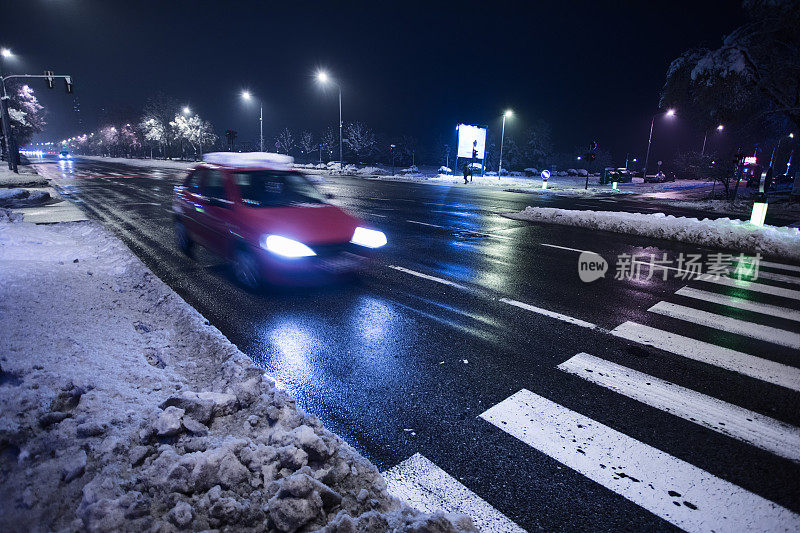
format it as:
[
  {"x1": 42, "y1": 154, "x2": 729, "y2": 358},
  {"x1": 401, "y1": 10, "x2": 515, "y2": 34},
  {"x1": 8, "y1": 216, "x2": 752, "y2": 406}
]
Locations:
[
  {"x1": 232, "y1": 247, "x2": 261, "y2": 290},
  {"x1": 175, "y1": 220, "x2": 194, "y2": 258}
]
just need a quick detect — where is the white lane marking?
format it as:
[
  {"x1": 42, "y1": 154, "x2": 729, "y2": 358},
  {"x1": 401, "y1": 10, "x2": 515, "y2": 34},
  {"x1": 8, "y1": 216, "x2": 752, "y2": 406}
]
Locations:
[
  {"x1": 539, "y1": 242, "x2": 594, "y2": 254},
  {"x1": 406, "y1": 220, "x2": 512, "y2": 240},
  {"x1": 388, "y1": 265, "x2": 470, "y2": 290},
  {"x1": 754, "y1": 270, "x2": 800, "y2": 286},
  {"x1": 749, "y1": 260, "x2": 800, "y2": 274},
  {"x1": 675, "y1": 286, "x2": 800, "y2": 323},
  {"x1": 499, "y1": 298, "x2": 600, "y2": 330},
  {"x1": 480, "y1": 389, "x2": 800, "y2": 533},
  {"x1": 610, "y1": 321, "x2": 800, "y2": 392},
  {"x1": 558, "y1": 353, "x2": 800, "y2": 462},
  {"x1": 699, "y1": 275, "x2": 800, "y2": 300},
  {"x1": 383, "y1": 453, "x2": 526, "y2": 533},
  {"x1": 648, "y1": 301, "x2": 800, "y2": 349},
  {"x1": 370, "y1": 213, "x2": 388, "y2": 217},
  {"x1": 407, "y1": 220, "x2": 446, "y2": 228}
]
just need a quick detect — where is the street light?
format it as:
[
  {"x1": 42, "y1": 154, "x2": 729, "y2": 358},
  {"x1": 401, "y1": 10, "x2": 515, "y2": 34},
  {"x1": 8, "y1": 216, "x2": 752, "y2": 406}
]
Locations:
[
  {"x1": 701, "y1": 124, "x2": 724, "y2": 155},
  {"x1": 497, "y1": 109, "x2": 513, "y2": 179},
  {"x1": 240, "y1": 90, "x2": 263, "y2": 152},
  {"x1": 1, "y1": 49, "x2": 12, "y2": 58},
  {"x1": 643, "y1": 108, "x2": 676, "y2": 180},
  {"x1": 182, "y1": 106, "x2": 191, "y2": 115},
  {"x1": 316, "y1": 70, "x2": 343, "y2": 174}
]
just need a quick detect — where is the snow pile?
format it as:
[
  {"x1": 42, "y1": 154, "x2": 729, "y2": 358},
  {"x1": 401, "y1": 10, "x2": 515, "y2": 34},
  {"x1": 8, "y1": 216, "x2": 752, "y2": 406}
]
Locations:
[
  {"x1": 0, "y1": 165, "x2": 48, "y2": 188},
  {"x1": 438, "y1": 166, "x2": 452, "y2": 174},
  {"x1": 504, "y1": 206, "x2": 800, "y2": 261},
  {"x1": 0, "y1": 219, "x2": 475, "y2": 532},
  {"x1": 399, "y1": 165, "x2": 420, "y2": 175},
  {"x1": 0, "y1": 187, "x2": 50, "y2": 208},
  {"x1": 355, "y1": 166, "x2": 390, "y2": 176}
]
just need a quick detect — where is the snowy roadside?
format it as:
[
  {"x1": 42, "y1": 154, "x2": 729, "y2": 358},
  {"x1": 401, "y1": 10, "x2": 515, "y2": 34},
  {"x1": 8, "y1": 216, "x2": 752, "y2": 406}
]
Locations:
[
  {"x1": 0, "y1": 217, "x2": 474, "y2": 532},
  {"x1": 503, "y1": 206, "x2": 800, "y2": 262},
  {"x1": 0, "y1": 165, "x2": 49, "y2": 188}
]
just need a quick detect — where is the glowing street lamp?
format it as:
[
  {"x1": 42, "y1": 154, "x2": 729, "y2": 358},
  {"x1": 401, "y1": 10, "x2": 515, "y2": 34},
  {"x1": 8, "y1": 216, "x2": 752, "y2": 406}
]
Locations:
[
  {"x1": 701, "y1": 124, "x2": 724, "y2": 156},
  {"x1": 315, "y1": 70, "x2": 343, "y2": 173},
  {"x1": 643, "y1": 108, "x2": 676, "y2": 181},
  {"x1": 498, "y1": 109, "x2": 513, "y2": 179},
  {"x1": 1, "y1": 48, "x2": 12, "y2": 58},
  {"x1": 240, "y1": 90, "x2": 263, "y2": 152},
  {"x1": 182, "y1": 106, "x2": 191, "y2": 115}
]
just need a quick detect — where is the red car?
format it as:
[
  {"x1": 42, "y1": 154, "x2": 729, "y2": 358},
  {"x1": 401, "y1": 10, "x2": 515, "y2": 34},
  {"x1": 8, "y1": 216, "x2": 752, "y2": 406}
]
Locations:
[{"x1": 172, "y1": 153, "x2": 386, "y2": 288}]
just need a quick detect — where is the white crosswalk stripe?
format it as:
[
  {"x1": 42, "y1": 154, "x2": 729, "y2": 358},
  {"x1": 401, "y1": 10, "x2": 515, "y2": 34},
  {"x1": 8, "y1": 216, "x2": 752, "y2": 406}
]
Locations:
[
  {"x1": 610, "y1": 321, "x2": 800, "y2": 392},
  {"x1": 699, "y1": 275, "x2": 800, "y2": 300},
  {"x1": 480, "y1": 390, "x2": 800, "y2": 533},
  {"x1": 675, "y1": 286, "x2": 800, "y2": 322},
  {"x1": 558, "y1": 353, "x2": 800, "y2": 462},
  {"x1": 753, "y1": 270, "x2": 800, "y2": 286},
  {"x1": 383, "y1": 453, "x2": 526, "y2": 532},
  {"x1": 749, "y1": 259, "x2": 800, "y2": 274},
  {"x1": 648, "y1": 301, "x2": 800, "y2": 349}
]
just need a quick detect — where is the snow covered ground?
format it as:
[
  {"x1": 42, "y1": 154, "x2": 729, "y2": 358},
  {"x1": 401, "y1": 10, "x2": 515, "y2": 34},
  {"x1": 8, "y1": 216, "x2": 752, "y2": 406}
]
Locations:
[
  {"x1": 504, "y1": 206, "x2": 800, "y2": 261},
  {"x1": 0, "y1": 165, "x2": 48, "y2": 188},
  {"x1": 0, "y1": 216, "x2": 474, "y2": 532}
]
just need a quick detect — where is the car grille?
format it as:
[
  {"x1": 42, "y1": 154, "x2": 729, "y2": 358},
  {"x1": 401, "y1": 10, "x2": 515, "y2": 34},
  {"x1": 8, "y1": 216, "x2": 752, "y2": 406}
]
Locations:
[{"x1": 310, "y1": 242, "x2": 360, "y2": 257}]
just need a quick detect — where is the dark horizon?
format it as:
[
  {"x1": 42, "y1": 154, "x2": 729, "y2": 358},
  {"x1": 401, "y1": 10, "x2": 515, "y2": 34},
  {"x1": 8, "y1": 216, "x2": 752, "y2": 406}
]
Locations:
[{"x1": 4, "y1": 0, "x2": 745, "y2": 166}]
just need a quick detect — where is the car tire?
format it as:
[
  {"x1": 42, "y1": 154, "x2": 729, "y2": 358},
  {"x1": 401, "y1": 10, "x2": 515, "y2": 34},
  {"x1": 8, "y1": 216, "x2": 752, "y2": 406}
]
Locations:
[
  {"x1": 232, "y1": 247, "x2": 262, "y2": 291},
  {"x1": 175, "y1": 220, "x2": 194, "y2": 258}
]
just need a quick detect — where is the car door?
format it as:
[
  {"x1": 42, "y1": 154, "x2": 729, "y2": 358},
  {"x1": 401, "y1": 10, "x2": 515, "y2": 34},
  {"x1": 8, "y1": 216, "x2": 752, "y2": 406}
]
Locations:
[
  {"x1": 198, "y1": 168, "x2": 234, "y2": 256},
  {"x1": 176, "y1": 168, "x2": 206, "y2": 240}
]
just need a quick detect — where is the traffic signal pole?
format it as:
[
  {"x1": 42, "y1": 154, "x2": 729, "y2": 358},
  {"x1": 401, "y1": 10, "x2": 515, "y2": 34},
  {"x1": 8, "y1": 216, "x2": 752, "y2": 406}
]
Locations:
[{"x1": 0, "y1": 72, "x2": 73, "y2": 173}]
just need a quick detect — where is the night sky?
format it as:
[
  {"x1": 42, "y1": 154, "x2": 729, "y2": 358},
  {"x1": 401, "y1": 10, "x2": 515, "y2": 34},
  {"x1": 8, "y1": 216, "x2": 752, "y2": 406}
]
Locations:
[{"x1": 3, "y1": 0, "x2": 745, "y2": 165}]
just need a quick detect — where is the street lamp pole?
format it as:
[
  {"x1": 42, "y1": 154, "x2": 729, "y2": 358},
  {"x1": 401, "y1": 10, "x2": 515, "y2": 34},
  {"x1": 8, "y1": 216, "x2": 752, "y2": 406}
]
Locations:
[
  {"x1": 498, "y1": 110, "x2": 512, "y2": 179},
  {"x1": 643, "y1": 109, "x2": 675, "y2": 181},
  {"x1": 316, "y1": 71, "x2": 343, "y2": 173},
  {"x1": 701, "y1": 124, "x2": 723, "y2": 156},
  {"x1": 338, "y1": 85, "x2": 342, "y2": 173},
  {"x1": 259, "y1": 104, "x2": 263, "y2": 152}
]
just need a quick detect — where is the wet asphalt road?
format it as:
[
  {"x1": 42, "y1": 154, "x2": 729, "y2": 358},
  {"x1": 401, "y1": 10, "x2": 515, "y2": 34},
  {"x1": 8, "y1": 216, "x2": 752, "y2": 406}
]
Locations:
[{"x1": 35, "y1": 156, "x2": 800, "y2": 531}]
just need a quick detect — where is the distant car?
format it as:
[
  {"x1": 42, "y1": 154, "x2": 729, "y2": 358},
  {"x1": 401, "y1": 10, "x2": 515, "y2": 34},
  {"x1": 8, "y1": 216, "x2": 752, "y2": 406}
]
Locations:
[
  {"x1": 643, "y1": 171, "x2": 675, "y2": 183},
  {"x1": 58, "y1": 150, "x2": 72, "y2": 159},
  {"x1": 172, "y1": 152, "x2": 387, "y2": 288},
  {"x1": 599, "y1": 167, "x2": 632, "y2": 184}
]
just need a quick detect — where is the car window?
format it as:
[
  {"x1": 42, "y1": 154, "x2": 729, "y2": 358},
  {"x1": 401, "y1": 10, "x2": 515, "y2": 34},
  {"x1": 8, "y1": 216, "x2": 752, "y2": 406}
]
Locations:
[
  {"x1": 201, "y1": 169, "x2": 228, "y2": 200},
  {"x1": 234, "y1": 171, "x2": 324, "y2": 207},
  {"x1": 184, "y1": 170, "x2": 201, "y2": 192}
]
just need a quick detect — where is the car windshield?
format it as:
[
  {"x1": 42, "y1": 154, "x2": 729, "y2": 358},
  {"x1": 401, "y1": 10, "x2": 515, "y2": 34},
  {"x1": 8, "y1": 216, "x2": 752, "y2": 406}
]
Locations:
[{"x1": 234, "y1": 171, "x2": 325, "y2": 207}]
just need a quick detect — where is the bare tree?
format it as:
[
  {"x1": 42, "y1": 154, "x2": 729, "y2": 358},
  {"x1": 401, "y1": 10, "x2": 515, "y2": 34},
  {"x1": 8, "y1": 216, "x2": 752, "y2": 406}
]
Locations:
[
  {"x1": 320, "y1": 127, "x2": 337, "y2": 161},
  {"x1": 276, "y1": 127, "x2": 295, "y2": 155},
  {"x1": 300, "y1": 131, "x2": 315, "y2": 158},
  {"x1": 343, "y1": 122, "x2": 376, "y2": 162}
]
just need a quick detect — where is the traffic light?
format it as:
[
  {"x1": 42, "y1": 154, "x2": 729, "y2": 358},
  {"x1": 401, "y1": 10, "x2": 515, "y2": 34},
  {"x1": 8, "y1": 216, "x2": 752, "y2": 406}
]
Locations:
[
  {"x1": 64, "y1": 76, "x2": 73, "y2": 94},
  {"x1": 472, "y1": 148, "x2": 478, "y2": 159},
  {"x1": 44, "y1": 70, "x2": 54, "y2": 89}
]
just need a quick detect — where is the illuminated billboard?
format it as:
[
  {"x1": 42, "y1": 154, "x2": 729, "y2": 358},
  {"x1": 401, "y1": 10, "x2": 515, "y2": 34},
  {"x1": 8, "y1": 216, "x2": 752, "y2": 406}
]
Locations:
[{"x1": 456, "y1": 124, "x2": 486, "y2": 159}]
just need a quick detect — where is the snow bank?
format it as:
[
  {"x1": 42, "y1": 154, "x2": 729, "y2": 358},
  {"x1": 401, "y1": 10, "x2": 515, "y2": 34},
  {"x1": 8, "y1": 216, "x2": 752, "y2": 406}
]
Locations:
[
  {"x1": 0, "y1": 166, "x2": 48, "y2": 188},
  {"x1": 504, "y1": 206, "x2": 800, "y2": 261},
  {"x1": 0, "y1": 187, "x2": 50, "y2": 208},
  {"x1": 0, "y1": 219, "x2": 475, "y2": 532}
]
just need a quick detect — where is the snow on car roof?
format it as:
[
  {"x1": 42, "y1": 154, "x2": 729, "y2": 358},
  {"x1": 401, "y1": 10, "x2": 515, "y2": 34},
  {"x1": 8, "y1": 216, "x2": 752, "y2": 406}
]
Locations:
[{"x1": 202, "y1": 152, "x2": 294, "y2": 170}]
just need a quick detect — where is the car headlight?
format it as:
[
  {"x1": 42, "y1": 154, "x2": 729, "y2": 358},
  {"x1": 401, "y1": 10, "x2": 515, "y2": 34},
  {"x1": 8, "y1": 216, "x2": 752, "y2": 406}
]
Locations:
[
  {"x1": 260, "y1": 235, "x2": 316, "y2": 258},
  {"x1": 350, "y1": 227, "x2": 387, "y2": 248}
]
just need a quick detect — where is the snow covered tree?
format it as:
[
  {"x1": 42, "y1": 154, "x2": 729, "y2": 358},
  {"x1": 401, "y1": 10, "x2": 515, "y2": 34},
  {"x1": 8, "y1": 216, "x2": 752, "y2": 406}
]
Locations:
[
  {"x1": 141, "y1": 94, "x2": 180, "y2": 157},
  {"x1": 98, "y1": 126, "x2": 119, "y2": 156},
  {"x1": 119, "y1": 123, "x2": 141, "y2": 156},
  {"x1": 140, "y1": 117, "x2": 166, "y2": 158},
  {"x1": 661, "y1": 1, "x2": 800, "y2": 135},
  {"x1": 522, "y1": 119, "x2": 553, "y2": 169},
  {"x1": 6, "y1": 84, "x2": 46, "y2": 147},
  {"x1": 170, "y1": 113, "x2": 217, "y2": 159},
  {"x1": 275, "y1": 127, "x2": 295, "y2": 155},
  {"x1": 343, "y1": 122, "x2": 376, "y2": 162}
]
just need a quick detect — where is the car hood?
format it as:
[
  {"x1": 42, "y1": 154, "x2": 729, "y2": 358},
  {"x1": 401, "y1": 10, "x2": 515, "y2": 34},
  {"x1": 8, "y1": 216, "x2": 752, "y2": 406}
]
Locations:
[{"x1": 240, "y1": 203, "x2": 363, "y2": 245}]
